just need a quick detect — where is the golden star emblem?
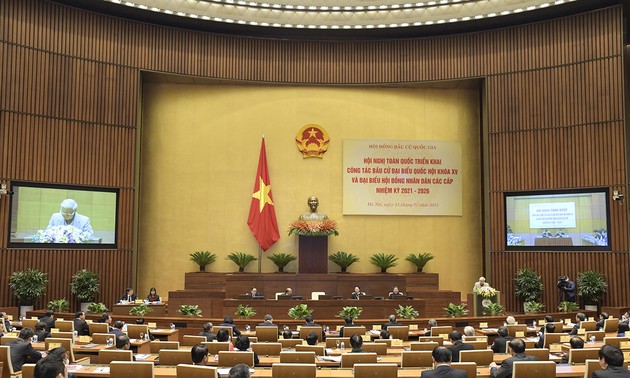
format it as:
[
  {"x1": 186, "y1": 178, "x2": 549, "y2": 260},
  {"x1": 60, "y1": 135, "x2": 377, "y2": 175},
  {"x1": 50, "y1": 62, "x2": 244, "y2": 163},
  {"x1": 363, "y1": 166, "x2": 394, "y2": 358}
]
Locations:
[
  {"x1": 308, "y1": 128, "x2": 318, "y2": 138},
  {"x1": 252, "y1": 176, "x2": 274, "y2": 212}
]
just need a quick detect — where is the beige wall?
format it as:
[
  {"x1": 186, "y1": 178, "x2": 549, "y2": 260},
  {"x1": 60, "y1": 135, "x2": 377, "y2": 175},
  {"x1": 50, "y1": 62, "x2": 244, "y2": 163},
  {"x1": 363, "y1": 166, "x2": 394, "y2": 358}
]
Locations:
[{"x1": 138, "y1": 81, "x2": 482, "y2": 300}]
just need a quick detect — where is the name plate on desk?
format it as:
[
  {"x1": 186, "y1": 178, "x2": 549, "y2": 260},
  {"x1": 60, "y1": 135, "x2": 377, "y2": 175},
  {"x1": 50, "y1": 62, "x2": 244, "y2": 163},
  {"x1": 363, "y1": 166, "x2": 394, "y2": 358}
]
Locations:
[
  {"x1": 148, "y1": 322, "x2": 157, "y2": 328},
  {"x1": 372, "y1": 325, "x2": 381, "y2": 331},
  {"x1": 625, "y1": 352, "x2": 630, "y2": 360},
  {"x1": 564, "y1": 319, "x2": 571, "y2": 324},
  {"x1": 578, "y1": 328, "x2": 586, "y2": 335},
  {"x1": 51, "y1": 328, "x2": 59, "y2": 333},
  {"x1": 410, "y1": 325, "x2": 418, "y2": 331},
  {"x1": 79, "y1": 336, "x2": 91, "y2": 343},
  {"x1": 479, "y1": 322, "x2": 488, "y2": 328},
  {"x1": 440, "y1": 334, "x2": 449, "y2": 340},
  {"x1": 49, "y1": 342, "x2": 62, "y2": 349},
  {"x1": 391, "y1": 339, "x2": 403, "y2": 346},
  {"x1": 560, "y1": 335, "x2": 570, "y2": 342},
  {"x1": 539, "y1": 320, "x2": 546, "y2": 325},
  {"x1": 515, "y1": 331, "x2": 525, "y2": 337},
  {"x1": 550, "y1": 344, "x2": 562, "y2": 352},
  {"x1": 7, "y1": 315, "x2": 13, "y2": 320},
  {"x1": 620, "y1": 341, "x2": 630, "y2": 348}
]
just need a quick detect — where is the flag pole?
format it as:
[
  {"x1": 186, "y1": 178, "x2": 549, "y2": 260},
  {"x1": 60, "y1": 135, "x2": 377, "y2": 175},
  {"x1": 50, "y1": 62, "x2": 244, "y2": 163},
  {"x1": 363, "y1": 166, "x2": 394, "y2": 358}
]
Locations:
[{"x1": 258, "y1": 246, "x2": 262, "y2": 273}]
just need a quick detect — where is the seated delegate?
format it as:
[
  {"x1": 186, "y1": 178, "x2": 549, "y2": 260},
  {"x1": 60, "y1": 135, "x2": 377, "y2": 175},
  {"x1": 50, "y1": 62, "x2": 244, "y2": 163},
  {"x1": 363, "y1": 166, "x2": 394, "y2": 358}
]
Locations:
[{"x1": 146, "y1": 287, "x2": 161, "y2": 302}]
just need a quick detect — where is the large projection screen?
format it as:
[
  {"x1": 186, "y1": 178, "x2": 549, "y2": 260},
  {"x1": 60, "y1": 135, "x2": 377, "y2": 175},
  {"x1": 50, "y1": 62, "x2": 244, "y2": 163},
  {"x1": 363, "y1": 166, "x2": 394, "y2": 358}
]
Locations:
[{"x1": 343, "y1": 139, "x2": 462, "y2": 215}]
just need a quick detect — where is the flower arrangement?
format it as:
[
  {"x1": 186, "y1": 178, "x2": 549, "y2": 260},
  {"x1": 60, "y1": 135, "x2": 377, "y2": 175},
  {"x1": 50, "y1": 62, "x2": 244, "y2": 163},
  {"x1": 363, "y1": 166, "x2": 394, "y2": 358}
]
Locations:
[
  {"x1": 288, "y1": 219, "x2": 339, "y2": 236},
  {"x1": 33, "y1": 225, "x2": 91, "y2": 243},
  {"x1": 474, "y1": 286, "x2": 497, "y2": 298}
]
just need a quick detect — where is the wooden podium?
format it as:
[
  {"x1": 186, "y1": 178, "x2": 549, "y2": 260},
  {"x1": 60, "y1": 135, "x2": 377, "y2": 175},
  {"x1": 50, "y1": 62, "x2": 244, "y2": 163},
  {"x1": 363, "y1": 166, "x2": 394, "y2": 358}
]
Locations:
[
  {"x1": 298, "y1": 235, "x2": 328, "y2": 273},
  {"x1": 472, "y1": 291, "x2": 500, "y2": 316}
]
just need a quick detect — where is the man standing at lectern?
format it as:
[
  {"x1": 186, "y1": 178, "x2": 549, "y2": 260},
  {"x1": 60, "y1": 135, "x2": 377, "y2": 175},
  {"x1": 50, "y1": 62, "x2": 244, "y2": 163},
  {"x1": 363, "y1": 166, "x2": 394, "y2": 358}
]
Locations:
[{"x1": 472, "y1": 277, "x2": 489, "y2": 292}]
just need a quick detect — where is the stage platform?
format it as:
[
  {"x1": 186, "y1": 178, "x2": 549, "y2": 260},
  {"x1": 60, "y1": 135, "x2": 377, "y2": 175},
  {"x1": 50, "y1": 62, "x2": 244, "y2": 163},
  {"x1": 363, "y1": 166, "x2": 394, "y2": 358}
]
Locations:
[{"x1": 168, "y1": 272, "x2": 461, "y2": 318}]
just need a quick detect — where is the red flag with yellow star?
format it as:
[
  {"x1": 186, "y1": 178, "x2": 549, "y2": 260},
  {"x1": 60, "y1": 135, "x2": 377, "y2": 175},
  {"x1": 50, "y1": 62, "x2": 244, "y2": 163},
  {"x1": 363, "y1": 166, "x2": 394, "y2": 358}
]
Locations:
[{"x1": 247, "y1": 137, "x2": 280, "y2": 251}]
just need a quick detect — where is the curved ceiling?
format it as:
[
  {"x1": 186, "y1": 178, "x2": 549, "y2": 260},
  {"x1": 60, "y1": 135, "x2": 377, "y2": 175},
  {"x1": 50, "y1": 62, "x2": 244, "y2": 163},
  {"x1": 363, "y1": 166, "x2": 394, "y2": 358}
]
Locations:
[{"x1": 52, "y1": 0, "x2": 618, "y2": 39}]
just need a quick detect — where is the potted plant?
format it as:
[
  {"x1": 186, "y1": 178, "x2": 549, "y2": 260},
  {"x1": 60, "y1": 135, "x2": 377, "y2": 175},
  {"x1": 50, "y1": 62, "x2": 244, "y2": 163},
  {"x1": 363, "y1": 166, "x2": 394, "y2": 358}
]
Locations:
[
  {"x1": 482, "y1": 303, "x2": 505, "y2": 316},
  {"x1": 189, "y1": 251, "x2": 217, "y2": 272},
  {"x1": 369, "y1": 253, "x2": 398, "y2": 273},
  {"x1": 178, "y1": 304, "x2": 203, "y2": 317},
  {"x1": 577, "y1": 270, "x2": 608, "y2": 311},
  {"x1": 337, "y1": 306, "x2": 363, "y2": 321},
  {"x1": 443, "y1": 303, "x2": 469, "y2": 318},
  {"x1": 524, "y1": 301, "x2": 545, "y2": 314},
  {"x1": 395, "y1": 305, "x2": 419, "y2": 320},
  {"x1": 227, "y1": 252, "x2": 257, "y2": 273},
  {"x1": 514, "y1": 268, "x2": 543, "y2": 312},
  {"x1": 267, "y1": 253, "x2": 297, "y2": 273},
  {"x1": 235, "y1": 304, "x2": 257, "y2": 319},
  {"x1": 129, "y1": 303, "x2": 153, "y2": 316},
  {"x1": 287, "y1": 304, "x2": 313, "y2": 320},
  {"x1": 87, "y1": 302, "x2": 109, "y2": 314},
  {"x1": 405, "y1": 253, "x2": 434, "y2": 272},
  {"x1": 9, "y1": 269, "x2": 48, "y2": 317},
  {"x1": 47, "y1": 298, "x2": 70, "y2": 313},
  {"x1": 558, "y1": 301, "x2": 580, "y2": 312},
  {"x1": 328, "y1": 251, "x2": 360, "y2": 273},
  {"x1": 70, "y1": 269, "x2": 100, "y2": 312}
]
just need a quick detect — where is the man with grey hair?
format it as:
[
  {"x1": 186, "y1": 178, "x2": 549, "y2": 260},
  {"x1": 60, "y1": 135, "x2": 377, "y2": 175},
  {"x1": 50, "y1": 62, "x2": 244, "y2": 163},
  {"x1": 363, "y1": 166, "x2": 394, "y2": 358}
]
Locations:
[
  {"x1": 228, "y1": 363, "x2": 251, "y2": 378},
  {"x1": 473, "y1": 277, "x2": 488, "y2": 292},
  {"x1": 47, "y1": 198, "x2": 93, "y2": 237}
]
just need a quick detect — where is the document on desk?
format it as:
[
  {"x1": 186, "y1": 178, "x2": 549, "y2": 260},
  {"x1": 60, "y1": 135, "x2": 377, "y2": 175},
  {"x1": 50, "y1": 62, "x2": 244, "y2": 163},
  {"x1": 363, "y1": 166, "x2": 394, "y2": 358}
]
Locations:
[
  {"x1": 318, "y1": 356, "x2": 342, "y2": 362},
  {"x1": 67, "y1": 365, "x2": 84, "y2": 372},
  {"x1": 95, "y1": 367, "x2": 110, "y2": 373},
  {"x1": 136, "y1": 354, "x2": 151, "y2": 360},
  {"x1": 81, "y1": 343, "x2": 99, "y2": 348}
]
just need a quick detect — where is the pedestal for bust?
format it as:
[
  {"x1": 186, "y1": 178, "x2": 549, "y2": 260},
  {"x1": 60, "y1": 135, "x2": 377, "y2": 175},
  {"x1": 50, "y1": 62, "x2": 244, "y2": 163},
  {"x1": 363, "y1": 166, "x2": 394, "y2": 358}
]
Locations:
[{"x1": 298, "y1": 235, "x2": 328, "y2": 273}]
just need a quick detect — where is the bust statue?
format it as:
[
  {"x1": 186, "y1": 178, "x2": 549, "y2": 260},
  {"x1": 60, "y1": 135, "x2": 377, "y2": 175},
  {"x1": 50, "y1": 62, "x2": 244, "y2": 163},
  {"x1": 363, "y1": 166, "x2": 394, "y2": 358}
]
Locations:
[{"x1": 299, "y1": 196, "x2": 328, "y2": 221}]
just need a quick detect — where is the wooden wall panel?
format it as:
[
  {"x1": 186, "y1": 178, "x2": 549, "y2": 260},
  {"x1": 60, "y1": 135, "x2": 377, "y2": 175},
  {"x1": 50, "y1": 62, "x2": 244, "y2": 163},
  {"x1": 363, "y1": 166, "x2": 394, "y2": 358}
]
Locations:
[{"x1": 0, "y1": 0, "x2": 626, "y2": 311}]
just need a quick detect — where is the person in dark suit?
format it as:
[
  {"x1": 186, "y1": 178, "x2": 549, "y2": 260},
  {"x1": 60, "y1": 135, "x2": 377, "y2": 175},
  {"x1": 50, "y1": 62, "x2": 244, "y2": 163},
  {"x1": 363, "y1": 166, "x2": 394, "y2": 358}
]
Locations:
[
  {"x1": 191, "y1": 343, "x2": 209, "y2": 365},
  {"x1": 447, "y1": 330, "x2": 474, "y2": 362},
  {"x1": 424, "y1": 319, "x2": 438, "y2": 336},
  {"x1": 339, "y1": 317, "x2": 354, "y2": 337},
  {"x1": 593, "y1": 345, "x2": 630, "y2": 377},
  {"x1": 38, "y1": 310, "x2": 55, "y2": 330},
  {"x1": 489, "y1": 338, "x2": 538, "y2": 378},
  {"x1": 304, "y1": 315, "x2": 325, "y2": 341},
  {"x1": 535, "y1": 323, "x2": 555, "y2": 349},
  {"x1": 559, "y1": 336, "x2": 584, "y2": 364},
  {"x1": 34, "y1": 354, "x2": 66, "y2": 378},
  {"x1": 248, "y1": 287, "x2": 264, "y2": 298},
  {"x1": 421, "y1": 346, "x2": 468, "y2": 378},
  {"x1": 596, "y1": 312, "x2": 609, "y2": 331},
  {"x1": 234, "y1": 335, "x2": 259, "y2": 366},
  {"x1": 569, "y1": 312, "x2": 586, "y2": 335},
  {"x1": 74, "y1": 311, "x2": 90, "y2": 336},
  {"x1": 0, "y1": 312, "x2": 12, "y2": 334},
  {"x1": 306, "y1": 332, "x2": 319, "y2": 345},
  {"x1": 257, "y1": 314, "x2": 278, "y2": 328},
  {"x1": 34, "y1": 321, "x2": 51, "y2": 342},
  {"x1": 198, "y1": 322, "x2": 217, "y2": 342},
  {"x1": 381, "y1": 314, "x2": 402, "y2": 330},
  {"x1": 491, "y1": 326, "x2": 515, "y2": 353},
  {"x1": 120, "y1": 287, "x2": 137, "y2": 303},
  {"x1": 388, "y1": 286, "x2": 405, "y2": 299},
  {"x1": 351, "y1": 286, "x2": 366, "y2": 300},
  {"x1": 220, "y1": 315, "x2": 241, "y2": 336},
  {"x1": 349, "y1": 334, "x2": 364, "y2": 353},
  {"x1": 8, "y1": 328, "x2": 44, "y2": 371},
  {"x1": 109, "y1": 320, "x2": 125, "y2": 338}
]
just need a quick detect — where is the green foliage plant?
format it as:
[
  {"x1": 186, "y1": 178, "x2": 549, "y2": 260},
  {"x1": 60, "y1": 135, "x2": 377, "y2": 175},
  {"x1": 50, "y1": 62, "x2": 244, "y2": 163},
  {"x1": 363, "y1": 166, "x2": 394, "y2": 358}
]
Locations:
[
  {"x1": 47, "y1": 298, "x2": 70, "y2": 313},
  {"x1": 405, "y1": 253, "x2": 434, "y2": 272},
  {"x1": 129, "y1": 303, "x2": 153, "y2": 316},
  {"x1": 328, "y1": 251, "x2": 360, "y2": 273},
  {"x1": 524, "y1": 301, "x2": 545, "y2": 313},
  {"x1": 87, "y1": 302, "x2": 109, "y2": 314},
  {"x1": 369, "y1": 253, "x2": 399, "y2": 273},
  {"x1": 443, "y1": 303, "x2": 469, "y2": 318},
  {"x1": 482, "y1": 303, "x2": 505, "y2": 316},
  {"x1": 227, "y1": 252, "x2": 257, "y2": 272},
  {"x1": 9, "y1": 269, "x2": 49, "y2": 306},
  {"x1": 558, "y1": 301, "x2": 579, "y2": 312},
  {"x1": 70, "y1": 269, "x2": 100, "y2": 303},
  {"x1": 235, "y1": 304, "x2": 257, "y2": 319},
  {"x1": 178, "y1": 304, "x2": 203, "y2": 317},
  {"x1": 189, "y1": 251, "x2": 217, "y2": 272},
  {"x1": 395, "y1": 305, "x2": 419, "y2": 320},
  {"x1": 267, "y1": 253, "x2": 297, "y2": 273},
  {"x1": 287, "y1": 304, "x2": 313, "y2": 320},
  {"x1": 336, "y1": 306, "x2": 363, "y2": 320},
  {"x1": 514, "y1": 268, "x2": 544, "y2": 302},
  {"x1": 577, "y1": 270, "x2": 608, "y2": 304}
]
